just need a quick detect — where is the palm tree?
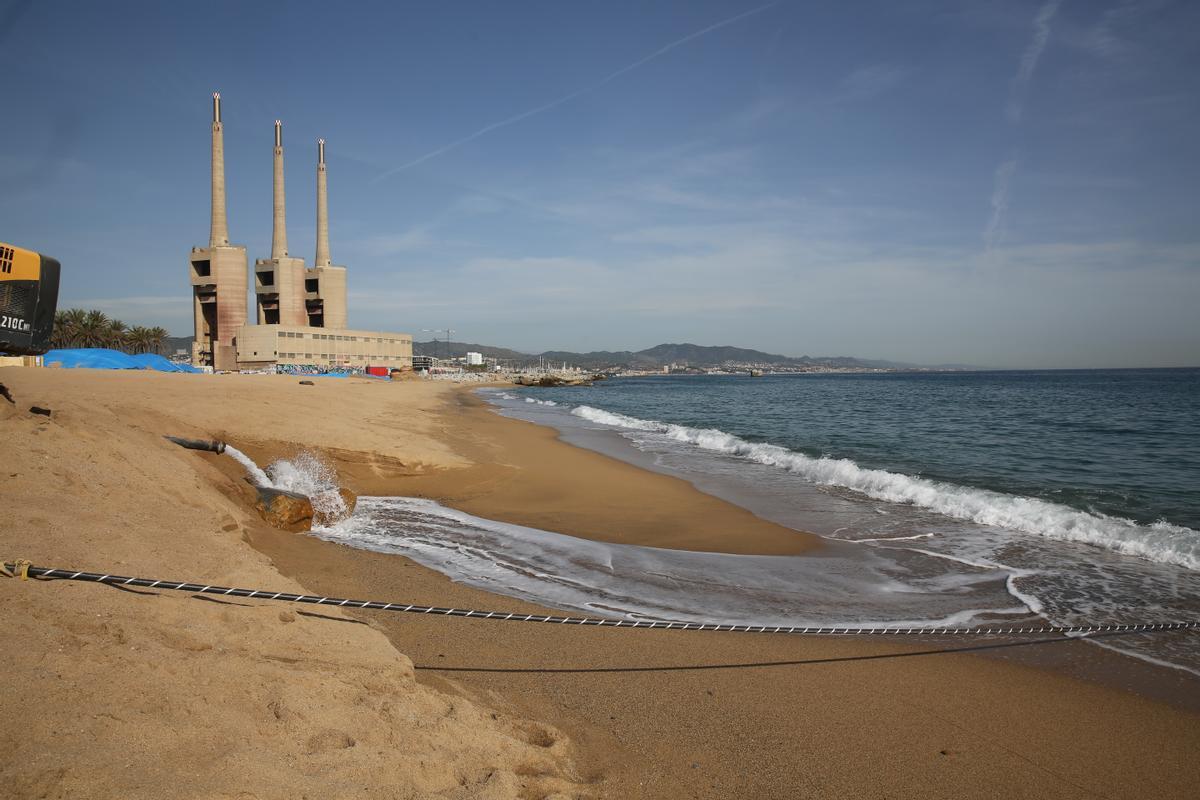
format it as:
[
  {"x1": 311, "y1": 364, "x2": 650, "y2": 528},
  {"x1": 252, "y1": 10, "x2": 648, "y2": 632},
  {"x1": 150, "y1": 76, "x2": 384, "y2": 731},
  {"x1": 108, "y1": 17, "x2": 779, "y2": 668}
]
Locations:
[
  {"x1": 52, "y1": 311, "x2": 73, "y2": 349},
  {"x1": 105, "y1": 318, "x2": 129, "y2": 351},
  {"x1": 126, "y1": 326, "x2": 155, "y2": 354},
  {"x1": 52, "y1": 308, "x2": 89, "y2": 348},
  {"x1": 148, "y1": 326, "x2": 168, "y2": 355},
  {"x1": 79, "y1": 310, "x2": 111, "y2": 348}
]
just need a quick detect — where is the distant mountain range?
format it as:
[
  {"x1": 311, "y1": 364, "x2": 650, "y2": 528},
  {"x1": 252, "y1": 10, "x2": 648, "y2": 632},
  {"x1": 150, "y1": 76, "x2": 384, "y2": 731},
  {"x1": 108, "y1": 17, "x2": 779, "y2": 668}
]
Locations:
[
  {"x1": 161, "y1": 333, "x2": 965, "y2": 370},
  {"x1": 414, "y1": 340, "x2": 967, "y2": 371}
]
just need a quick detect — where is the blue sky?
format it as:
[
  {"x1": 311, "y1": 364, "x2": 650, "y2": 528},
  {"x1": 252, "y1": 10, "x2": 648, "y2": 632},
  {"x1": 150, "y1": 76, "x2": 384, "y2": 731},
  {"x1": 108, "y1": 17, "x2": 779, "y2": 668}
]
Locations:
[{"x1": 2, "y1": 0, "x2": 1198, "y2": 367}]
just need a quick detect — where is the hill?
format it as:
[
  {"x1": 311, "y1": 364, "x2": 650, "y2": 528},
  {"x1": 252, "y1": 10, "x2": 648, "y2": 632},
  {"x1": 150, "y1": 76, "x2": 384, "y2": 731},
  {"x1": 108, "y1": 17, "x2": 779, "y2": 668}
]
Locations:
[
  {"x1": 387, "y1": 340, "x2": 936, "y2": 371},
  {"x1": 167, "y1": 334, "x2": 959, "y2": 371}
]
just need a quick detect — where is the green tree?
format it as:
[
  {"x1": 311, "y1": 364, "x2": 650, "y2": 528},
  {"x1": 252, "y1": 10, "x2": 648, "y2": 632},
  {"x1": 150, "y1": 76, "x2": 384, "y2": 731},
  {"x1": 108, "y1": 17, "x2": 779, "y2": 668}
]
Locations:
[
  {"x1": 148, "y1": 326, "x2": 168, "y2": 355},
  {"x1": 79, "y1": 310, "x2": 111, "y2": 348},
  {"x1": 51, "y1": 308, "x2": 89, "y2": 348},
  {"x1": 127, "y1": 326, "x2": 161, "y2": 354},
  {"x1": 105, "y1": 318, "x2": 129, "y2": 351}
]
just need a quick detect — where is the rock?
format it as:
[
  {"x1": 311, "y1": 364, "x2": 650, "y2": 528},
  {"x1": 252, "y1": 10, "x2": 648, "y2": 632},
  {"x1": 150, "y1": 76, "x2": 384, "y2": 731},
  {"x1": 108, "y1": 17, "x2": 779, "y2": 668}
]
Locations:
[
  {"x1": 339, "y1": 487, "x2": 357, "y2": 516},
  {"x1": 298, "y1": 380, "x2": 314, "y2": 385},
  {"x1": 29, "y1": 406, "x2": 51, "y2": 416},
  {"x1": 254, "y1": 487, "x2": 314, "y2": 531},
  {"x1": 311, "y1": 487, "x2": 357, "y2": 526}
]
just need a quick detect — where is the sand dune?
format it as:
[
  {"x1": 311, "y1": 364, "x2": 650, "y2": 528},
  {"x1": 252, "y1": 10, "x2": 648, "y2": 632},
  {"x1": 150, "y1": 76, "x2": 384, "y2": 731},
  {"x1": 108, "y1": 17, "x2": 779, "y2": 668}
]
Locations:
[{"x1": 1, "y1": 369, "x2": 583, "y2": 798}]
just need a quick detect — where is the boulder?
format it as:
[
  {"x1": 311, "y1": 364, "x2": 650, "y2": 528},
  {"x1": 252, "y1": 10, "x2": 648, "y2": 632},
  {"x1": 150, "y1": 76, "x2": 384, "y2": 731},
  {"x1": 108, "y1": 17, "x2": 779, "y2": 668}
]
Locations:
[
  {"x1": 339, "y1": 487, "x2": 357, "y2": 516},
  {"x1": 255, "y1": 487, "x2": 314, "y2": 531},
  {"x1": 312, "y1": 487, "x2": 358, "y2": 526}
]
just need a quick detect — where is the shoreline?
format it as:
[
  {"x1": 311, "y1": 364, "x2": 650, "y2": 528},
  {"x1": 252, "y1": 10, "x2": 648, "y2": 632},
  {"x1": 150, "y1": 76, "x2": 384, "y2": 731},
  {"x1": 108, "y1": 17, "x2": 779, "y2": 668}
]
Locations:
[
  {"x1": 4, "y1": 369, "x2": 1199, "y2": 798},
  {"x1": 472, "y1": 386, "x2": 1200, "y2": 696},
  {"x1": 318, "y1": 384, "x2": 823, "y2": 557},
  {"x1": 258, "y1": 380, "x2": 1200, "y2": 796}
]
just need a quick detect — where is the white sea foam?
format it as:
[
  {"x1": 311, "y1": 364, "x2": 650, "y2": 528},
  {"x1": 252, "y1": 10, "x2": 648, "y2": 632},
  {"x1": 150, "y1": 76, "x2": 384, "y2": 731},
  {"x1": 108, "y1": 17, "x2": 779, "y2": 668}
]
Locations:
[
  {"x1": 266, "y1": 452, "x2": 349, "y2": 522},
  {"x1": 524, "y1": 397, "x2": 558, "y2": 406},
  {"x1": 226, "y1": 447, "x2": 349, "y2": 523},
  {"x1": 313, "y1": 496, "x2": 1029, "y2": 628},
  {"x1": 570, "y1": 405, "x2": 1200, "y2": 570}
]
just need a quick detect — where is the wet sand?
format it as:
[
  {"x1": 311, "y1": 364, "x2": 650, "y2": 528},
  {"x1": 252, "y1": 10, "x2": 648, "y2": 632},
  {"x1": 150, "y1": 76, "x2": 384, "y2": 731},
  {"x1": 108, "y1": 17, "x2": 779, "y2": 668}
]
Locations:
[
  {"x1": 262, "y1": 384, "x2": 1200, "y2": 799},
  {"x1": 3, "y1": 368, "x2": 1198, "y2": 799},
  {"x1": 311, "y1": 388, "x2": 821, "y2": 556}
]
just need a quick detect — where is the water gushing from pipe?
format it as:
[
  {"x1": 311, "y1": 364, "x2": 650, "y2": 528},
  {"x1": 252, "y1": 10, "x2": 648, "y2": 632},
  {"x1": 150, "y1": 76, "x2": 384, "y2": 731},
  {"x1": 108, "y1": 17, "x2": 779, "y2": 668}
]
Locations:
[{"x1": 224, "y1": 445, "x2": 271, "y2": 487}]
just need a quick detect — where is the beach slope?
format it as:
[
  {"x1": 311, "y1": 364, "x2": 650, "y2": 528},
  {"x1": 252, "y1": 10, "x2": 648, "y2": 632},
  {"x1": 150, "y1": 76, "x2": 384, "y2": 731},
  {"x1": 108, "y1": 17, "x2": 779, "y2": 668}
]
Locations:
[{"x1": 2, "y1": 368, "x2": 1197, "y2": 799}]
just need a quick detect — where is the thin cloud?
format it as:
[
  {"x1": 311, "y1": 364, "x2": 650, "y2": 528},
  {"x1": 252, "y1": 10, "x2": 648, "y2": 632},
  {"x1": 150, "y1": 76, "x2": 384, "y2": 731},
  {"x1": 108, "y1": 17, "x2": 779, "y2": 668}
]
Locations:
[
  {"x1": 373, "y1": 2, "x2": 780, "y2": 181},
  {"x1": 1006, "y1": 0, "x2": 1063, "y2": 124},
  {"x1": 987, "y1": 1, "x2": 1061, "y2": 249},
  {"x1": 984, "y1": 158, "x2": 1018, "y2": 250}
]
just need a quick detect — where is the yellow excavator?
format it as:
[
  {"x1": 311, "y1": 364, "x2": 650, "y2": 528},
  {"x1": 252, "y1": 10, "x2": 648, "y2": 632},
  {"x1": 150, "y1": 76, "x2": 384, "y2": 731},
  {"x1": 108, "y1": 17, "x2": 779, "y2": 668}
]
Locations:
[{"x1": 0, "y1": 240, "x2": 60, "y2": 356}]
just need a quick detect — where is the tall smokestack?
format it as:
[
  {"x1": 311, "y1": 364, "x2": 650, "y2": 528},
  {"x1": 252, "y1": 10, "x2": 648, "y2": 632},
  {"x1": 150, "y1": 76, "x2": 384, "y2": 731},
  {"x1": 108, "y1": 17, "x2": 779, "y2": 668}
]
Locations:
[
  {"x1": 209, "y1": 92, "x2": 229, "y2": 247},
  {"x1": 271, "y1": 120, "x2": 288, "y2": 258},
  {"x1": 314, "y1": 138, "x2": 331, "y2": 266}
]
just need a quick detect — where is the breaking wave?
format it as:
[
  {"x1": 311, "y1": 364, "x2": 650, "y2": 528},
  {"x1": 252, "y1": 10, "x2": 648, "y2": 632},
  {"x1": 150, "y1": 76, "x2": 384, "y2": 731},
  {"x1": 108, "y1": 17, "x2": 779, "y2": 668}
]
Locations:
[{"x1": 570, "y1": 405, "x2": 1200, "y2": 570}]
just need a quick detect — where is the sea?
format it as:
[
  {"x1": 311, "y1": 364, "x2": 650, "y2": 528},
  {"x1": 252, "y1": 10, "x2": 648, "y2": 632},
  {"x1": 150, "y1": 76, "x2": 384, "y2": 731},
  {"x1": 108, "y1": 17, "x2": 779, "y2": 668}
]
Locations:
[{"x1": 311, "y1": 369, "x2": 1200, "y2": 675}]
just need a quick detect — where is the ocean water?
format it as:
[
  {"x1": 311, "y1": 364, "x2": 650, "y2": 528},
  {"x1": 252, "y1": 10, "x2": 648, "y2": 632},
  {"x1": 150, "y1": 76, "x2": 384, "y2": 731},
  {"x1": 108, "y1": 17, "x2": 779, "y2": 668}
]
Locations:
[{"x1": 310, "y1": 370, "x2": 1200, "y2": 675}]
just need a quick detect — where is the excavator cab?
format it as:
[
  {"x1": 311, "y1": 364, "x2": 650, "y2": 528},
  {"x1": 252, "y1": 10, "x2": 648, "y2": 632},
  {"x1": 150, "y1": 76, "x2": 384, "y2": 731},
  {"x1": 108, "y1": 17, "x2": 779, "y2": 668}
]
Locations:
[{"x1": 0, "y1": 241, "x2": 61, "y2": 356}]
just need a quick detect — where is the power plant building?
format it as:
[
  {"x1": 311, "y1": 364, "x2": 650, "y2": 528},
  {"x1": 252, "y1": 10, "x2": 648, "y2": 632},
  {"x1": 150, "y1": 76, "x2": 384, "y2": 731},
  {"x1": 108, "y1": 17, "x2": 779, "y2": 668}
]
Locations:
[
  {"x1": 304, "y1": 138, "x2": 348, "y2": 330},
  {"x1": 253, "y1": 120, "x2": 308, "y2": 327},
  {"x1": 188, "y1": 93, "x2": 247, "y2": 372},
  {"x1": 189, "y1": 92, "x2": 411, "y2": 372},
  {"x1": 236, "y1": 325, "x2": 412, "y2": 371}
]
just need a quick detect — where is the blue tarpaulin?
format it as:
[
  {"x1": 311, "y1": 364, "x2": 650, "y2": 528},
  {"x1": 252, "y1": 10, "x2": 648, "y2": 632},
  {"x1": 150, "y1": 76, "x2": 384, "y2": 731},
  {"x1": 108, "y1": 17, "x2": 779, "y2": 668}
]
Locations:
[{"x1": 43, "y1": 349, "x2": 202, "y2": 373}]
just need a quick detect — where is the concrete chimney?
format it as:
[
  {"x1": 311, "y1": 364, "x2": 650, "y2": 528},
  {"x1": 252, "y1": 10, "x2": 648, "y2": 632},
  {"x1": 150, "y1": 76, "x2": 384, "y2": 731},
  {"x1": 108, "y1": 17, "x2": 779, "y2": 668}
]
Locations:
[
  {"x1": 209, "y1": 92, "x2": 229, "y2": 247},
  {"x1": 271, "y1": 120, "x2": 288, "y2": 258},
  {"x1": 315, "y1": 138, "x2": 331, "y2": 267}
]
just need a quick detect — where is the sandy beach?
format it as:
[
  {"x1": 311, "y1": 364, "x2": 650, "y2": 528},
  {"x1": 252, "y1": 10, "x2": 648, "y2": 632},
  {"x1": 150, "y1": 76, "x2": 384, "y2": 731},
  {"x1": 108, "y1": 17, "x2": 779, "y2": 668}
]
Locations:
[{"x1": 2, "y1": 367, "x2": 1198, "y2": 799}]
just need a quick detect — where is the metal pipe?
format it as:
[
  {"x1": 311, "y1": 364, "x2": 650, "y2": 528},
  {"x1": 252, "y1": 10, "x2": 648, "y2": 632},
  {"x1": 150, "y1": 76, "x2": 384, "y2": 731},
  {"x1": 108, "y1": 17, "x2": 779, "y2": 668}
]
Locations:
[{"x1": 164, "y1": 435, "x2": 226, "y2": 454}]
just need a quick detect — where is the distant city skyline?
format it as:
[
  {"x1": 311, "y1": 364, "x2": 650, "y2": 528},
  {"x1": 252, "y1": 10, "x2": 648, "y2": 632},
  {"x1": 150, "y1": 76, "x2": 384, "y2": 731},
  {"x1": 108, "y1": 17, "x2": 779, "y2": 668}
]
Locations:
[{"x1": 2, "y1": 0, "x2": 1198, "y2": 368}]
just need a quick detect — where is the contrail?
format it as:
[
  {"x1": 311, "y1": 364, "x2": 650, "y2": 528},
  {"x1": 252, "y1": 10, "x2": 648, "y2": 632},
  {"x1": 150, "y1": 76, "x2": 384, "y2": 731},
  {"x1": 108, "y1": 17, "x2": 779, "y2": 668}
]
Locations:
[
  {"x1": 373, "y1": 2, "x2": 780, "y2": 181},
  {"x1": 986, "y1": 1, "x2": 1062, "y2": 249},
  {"x1": 1006, "y1": 0, "x2": 1062, "y2": 124},
  {"x1": 984, "y1": 157, "x2": 1018, "y2": 251}
]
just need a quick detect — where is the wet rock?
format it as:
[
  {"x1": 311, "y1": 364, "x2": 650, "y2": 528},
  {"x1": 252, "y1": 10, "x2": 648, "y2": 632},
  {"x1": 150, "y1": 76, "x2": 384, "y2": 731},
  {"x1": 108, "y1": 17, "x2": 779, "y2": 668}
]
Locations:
[
  {"x1": 254, "y1": 487, "x2": 313, "y2": 531},
  {"x1": 311, "y1": 487, "x2": 357, "y2": 526},
  {"x1": 339, "y1": 487, "x2": 357, "y2": 516}
]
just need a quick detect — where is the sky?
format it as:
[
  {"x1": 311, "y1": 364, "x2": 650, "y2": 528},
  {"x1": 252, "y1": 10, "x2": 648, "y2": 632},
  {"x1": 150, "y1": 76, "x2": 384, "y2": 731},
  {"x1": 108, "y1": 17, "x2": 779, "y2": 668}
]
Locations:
[{"x1": 2, "y1": 0, "x2": 1198, "y2": 368}]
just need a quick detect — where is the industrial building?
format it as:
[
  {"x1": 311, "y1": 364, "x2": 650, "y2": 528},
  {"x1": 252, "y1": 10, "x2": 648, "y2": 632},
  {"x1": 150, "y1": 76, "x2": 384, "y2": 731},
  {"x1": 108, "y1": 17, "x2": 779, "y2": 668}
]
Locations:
[
  {"x1": 236, "y1": 325, "x2": 412, "y2": 371},
  {"x1": 188, "y1": 92, "x2": 410, "y2": 372},
  {"x1": 188, "y1": 93, "x2": 246, "y2": 371}
]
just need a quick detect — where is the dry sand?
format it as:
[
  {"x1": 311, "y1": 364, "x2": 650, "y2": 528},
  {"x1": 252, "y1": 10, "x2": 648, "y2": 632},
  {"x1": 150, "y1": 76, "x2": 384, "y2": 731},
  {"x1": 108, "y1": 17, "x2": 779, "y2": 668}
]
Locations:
[{"x1": 2, "y1": 367, "x2": 1198, "y2": 799}]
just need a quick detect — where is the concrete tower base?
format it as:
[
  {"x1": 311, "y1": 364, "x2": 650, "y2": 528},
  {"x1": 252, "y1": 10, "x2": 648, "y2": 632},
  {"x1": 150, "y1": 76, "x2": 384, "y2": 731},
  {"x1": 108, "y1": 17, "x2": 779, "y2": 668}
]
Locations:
[
  {"x1": 190, "y1": 244, "x2": 247, "y2": 371},
  {"x1": 254, "y1": 255, "x2": 307, "y2": 326},
  {"x1": 305, "y1": 265, "x2": 347, "y2": 329}
]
